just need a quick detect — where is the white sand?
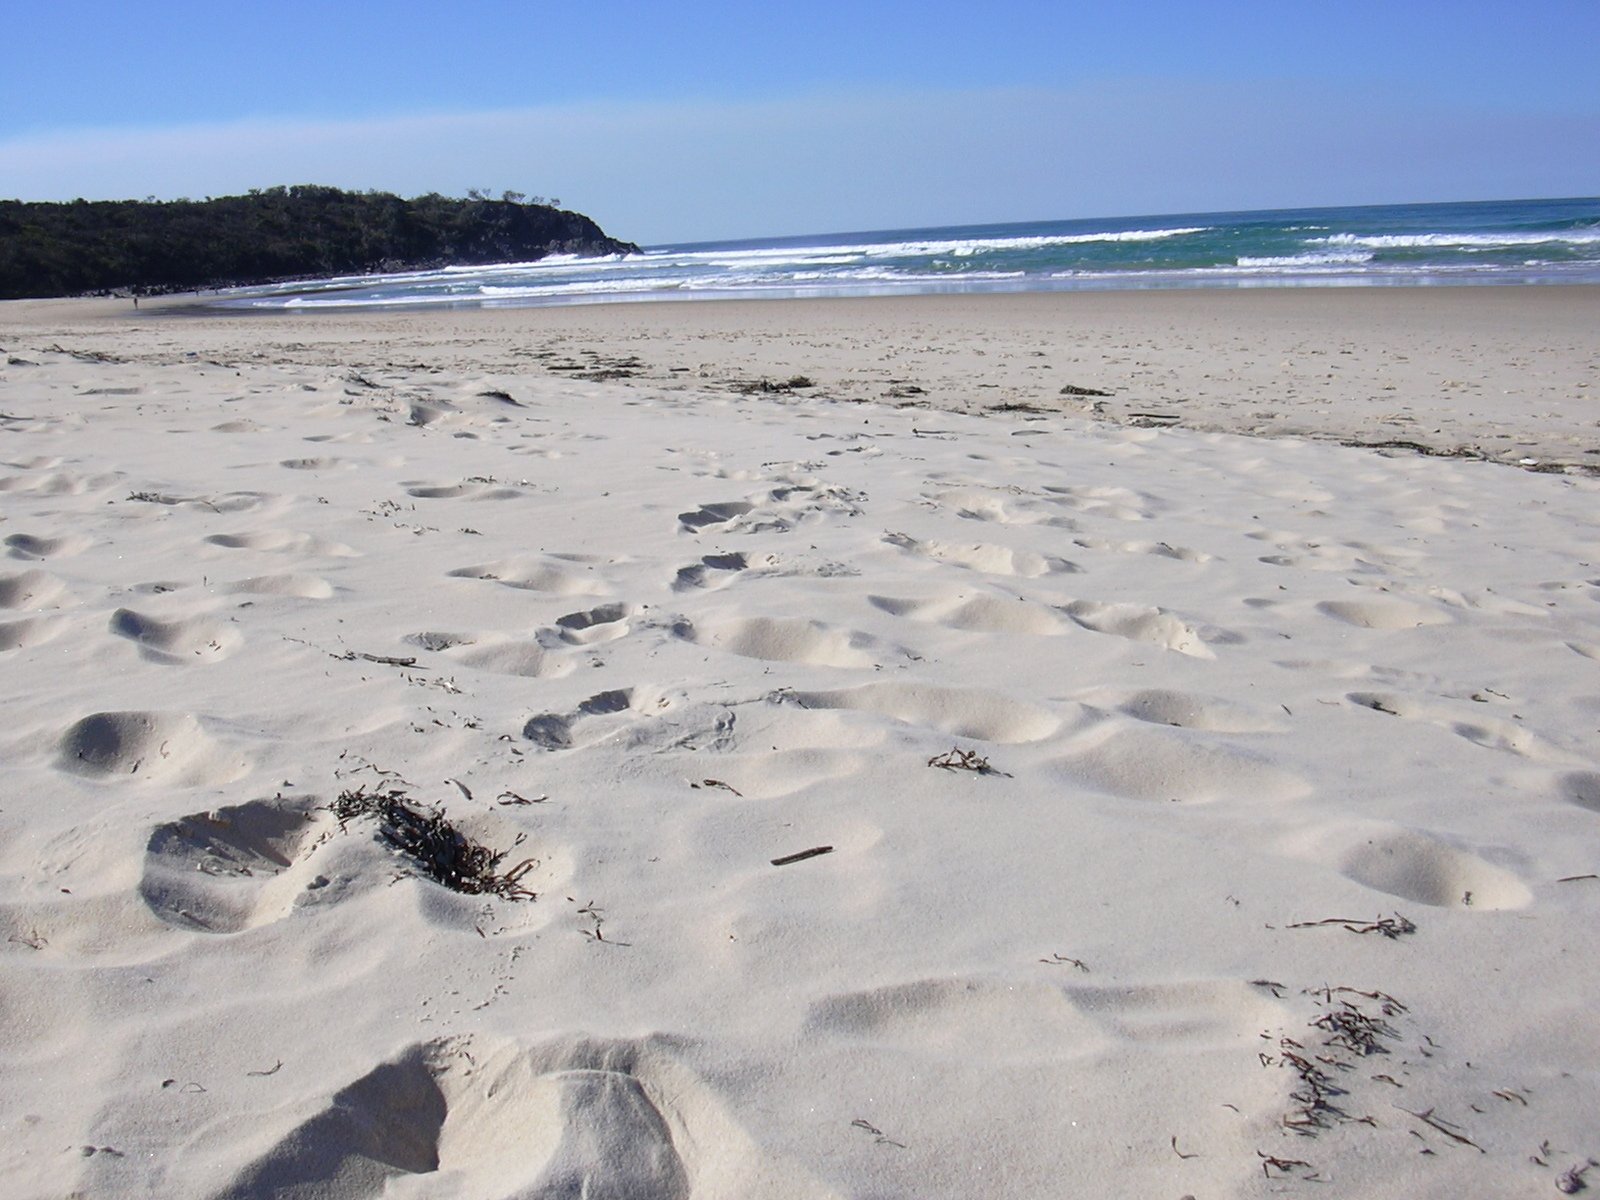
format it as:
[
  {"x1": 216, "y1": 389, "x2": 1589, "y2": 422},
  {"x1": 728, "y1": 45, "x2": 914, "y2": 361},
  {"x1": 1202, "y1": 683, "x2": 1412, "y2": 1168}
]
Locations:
[{"x1": 1, "y1": 291, "x2": 1597, "y2": 1198}]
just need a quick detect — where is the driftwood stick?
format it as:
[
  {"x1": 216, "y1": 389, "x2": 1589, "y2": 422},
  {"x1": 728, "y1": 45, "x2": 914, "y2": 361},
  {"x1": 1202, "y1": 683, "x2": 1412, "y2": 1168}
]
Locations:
[{"x1": 771, "y1": 846, "x2": 833, "y2": 867}]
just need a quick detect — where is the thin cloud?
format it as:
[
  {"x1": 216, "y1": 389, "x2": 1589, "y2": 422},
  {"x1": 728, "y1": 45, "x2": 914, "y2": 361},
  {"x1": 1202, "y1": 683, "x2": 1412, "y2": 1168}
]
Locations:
[{"x1": 2, "y1": 85, "x2": 1594, "y2": 243}]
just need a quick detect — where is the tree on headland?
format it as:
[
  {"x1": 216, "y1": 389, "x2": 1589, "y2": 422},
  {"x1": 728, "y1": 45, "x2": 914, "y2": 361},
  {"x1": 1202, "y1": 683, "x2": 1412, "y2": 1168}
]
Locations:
[{"x1": 0, "y1": 187, "x2": 639, "y2": 300}]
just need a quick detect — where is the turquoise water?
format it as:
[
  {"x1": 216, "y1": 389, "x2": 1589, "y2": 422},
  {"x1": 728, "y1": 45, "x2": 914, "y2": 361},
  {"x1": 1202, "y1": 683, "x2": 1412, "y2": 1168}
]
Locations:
[{"x1": 210, "y1": 197, "x2": 1600, "y2": 311}]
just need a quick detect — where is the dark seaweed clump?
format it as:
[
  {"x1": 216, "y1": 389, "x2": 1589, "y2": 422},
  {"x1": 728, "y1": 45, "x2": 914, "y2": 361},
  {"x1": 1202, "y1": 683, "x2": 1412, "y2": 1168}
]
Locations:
[{"x1": 331, "y1": 787, "x2": 535, "y2": 899}]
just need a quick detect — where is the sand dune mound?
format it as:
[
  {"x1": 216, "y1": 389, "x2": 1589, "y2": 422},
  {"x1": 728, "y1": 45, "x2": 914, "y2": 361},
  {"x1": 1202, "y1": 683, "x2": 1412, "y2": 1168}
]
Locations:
[
  {"x1": 1561, "y1": 771, "x2": 1600, "y2": 813},
  {"x1": 692, "y1": 616, "x2": 887, "y2": 668},
  {"x1": 57, "y1": 711, "x2": 249, "y2": 785},
  {"x1": 455, "y1": 639, "x2": 574, "y2": 679},
  {"x1": 0, "y1": 568, "x2": 67, "y2": 609},
  {"x1": 1061, "y1": 599, "x2": 1215, "y2": 657},
  {"x1": 1317, "y1": 597, "x2": 1452, "y2": 630},
  {"x1": 5, "y1": 531, "x2": 91, "y2": 560},
  {"x1": 0, "y1": 614, "x2": 67, "y2": 652},
  {"x1": 1058, "y1": 725, "x2": 1308, "y2": 804},
  {"x1": 448, "y1": 558, "x2": 605, "y2": 596},
  {"x1": 1336, "y1": 829, "x2": 1532, "y2": 910},
  {"x1": 871, "y1": 591, "x2": 1067, "y2": 635},
  {"x1": 205, "y1": 529, "x2": 358, "y2": 557},
  {"x1": 884, "y1": 531, "x2": 1075, "y2": 578},
  {"x1": 110, "y1": 607, "x2": 240, "y2": 662},
  {"x1": 791, "y1": 681, "x2": 1060, "y2": 743},
  {"x1": 1103, "y1": 688, "x2": 1284, "y2": 733},
  {"x1": 227, "y1": 573, "x2": 336, "y2": 599}
]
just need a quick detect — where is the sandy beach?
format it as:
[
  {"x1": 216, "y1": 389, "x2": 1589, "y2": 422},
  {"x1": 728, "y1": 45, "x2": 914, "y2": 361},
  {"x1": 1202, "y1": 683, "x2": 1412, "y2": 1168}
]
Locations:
[{"x1": 2, "y1": 287, "x2": 1598, "y2": 1198}]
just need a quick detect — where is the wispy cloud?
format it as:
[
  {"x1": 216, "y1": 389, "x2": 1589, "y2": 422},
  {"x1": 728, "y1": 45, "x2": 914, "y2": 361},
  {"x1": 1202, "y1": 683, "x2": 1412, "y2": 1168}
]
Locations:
[{"x1": 2, "y1": 85, "x2": 1594, "y2": 242}]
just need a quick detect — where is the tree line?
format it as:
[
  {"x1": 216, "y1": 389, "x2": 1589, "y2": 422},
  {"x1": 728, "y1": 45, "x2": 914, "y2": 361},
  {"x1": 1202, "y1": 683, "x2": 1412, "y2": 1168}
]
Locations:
[{"x1": 0, "y1": 185, "x2": 639, "y2": 300}]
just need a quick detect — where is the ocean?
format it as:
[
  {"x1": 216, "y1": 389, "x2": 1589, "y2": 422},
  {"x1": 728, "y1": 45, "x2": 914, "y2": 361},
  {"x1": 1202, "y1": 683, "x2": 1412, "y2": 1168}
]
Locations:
[{"x1": 209, "y1": 197, "x2": 1600, "y2": 312}]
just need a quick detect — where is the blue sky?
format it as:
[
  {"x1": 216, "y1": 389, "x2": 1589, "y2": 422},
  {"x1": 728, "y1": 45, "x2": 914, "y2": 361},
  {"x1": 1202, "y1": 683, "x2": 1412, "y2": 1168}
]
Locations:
[{"x1": 2, "y1": 1, "x2": 1597, "y2": 243}]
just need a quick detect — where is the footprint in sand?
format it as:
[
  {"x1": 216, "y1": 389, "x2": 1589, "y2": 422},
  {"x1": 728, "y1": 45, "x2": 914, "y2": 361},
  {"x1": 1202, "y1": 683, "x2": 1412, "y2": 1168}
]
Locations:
[
  {"x1": 0, "y1": 469, "x2": 113, "y2": 496},
  {"x1": 457, "y1": 640, "x2": 576, "y2": 678},
  {"x1": 1072, "y1": 536, "x2": 1212, "y2": 564},
  {"x1": 110, "y1": 608, "x2": 241, "y2": 663},
  {"x1": 56, "y1": 711, "x2": 251, "y2": 786},
  {"x1": 870, "y1": 591, "x2": 1067, "y2": 636},
  {"x1": 806, "y1": 975, "x2": 1282, "y2": 1061},
  {"x1": 405, "y1": 481, "x2": 478, "y2": 498},
  {"x1": 1316, "y1": 597, "x2": 1452, "y2": 630},
  {"x1": 448, "y1": 558, "x2": 607, "y2": 597},
  {"x1": 1560, "y1": 771, "x2": 1600, "y2": 814},
  {"x1": 0, "y1": 568, "x2": 68, "y2": 609},
  {"x1": 1082, "y1": 687, "x2": 1286, "y2": 734},
  {"x1": 672, "y1": 552, "x2": 750, "y2": 592},
  {"x1": 406, "y1": 631, "x2": 477, "y2": 653},
  {"x1": 678, "y1": 484, "x2": 863, "y2": 535},
  {"x1": 403, "y1": 478, "x2": 526, "y2": 500},
  {"x1": 806, "y1": 976, "x2": 1103, "y2": 1062},
  {"x1": 205, "y1": 530, "x2": 359, "y2": 558},
  {"x1": 203, "y1": 1035, "x2": 830, "y2": 1200},
  {"x1": 1060, "y1": 599, "x2": 1215, "y2": 658},
  {"x1": 416, "y1": 632, "x2": 576, "y2": 680},
  {"x1": 0, "y1": 614, "x2": 68, "y2": 652},
  {"x1": 1346, "y1": 692, "x2": 1556, "y2": 760},
  {"x1": 524, "y1": 688, "x2": 658, "y2": 751},
  {"x1": 138, "y1": 796, "x2": 328, "y2": 933},
  {"x1": 1039, "y1": 483, "x2": 1161, "y2": 522},
  {"x1": 677, "y1": 500, "x2": 759, "y2": 533},
  {"x1": 926, "y1": 486, "x2": 1074, "y2": 526},
  {"x1": 1249, "y1": 529, "x2": 1409, "y2": 575},
  {"x1": 883, "y1": 531, "x2": 1077, "y2": 578},
  {"x1": 5, "y1": 532, "x2": 92, "y2": 560},
  {"x1": 227, "y1": 573, "x2": 336, "y2": 599},
  {"x1": 555, "y1": 603, "x2": 631, "y2": 646},
  {"x1": 682, "y1": 616, "x2": 898, "y2": 668},
  {"x1": 278, "y1": 456, "x2": 348, "y2": 471},
  {"x1": 789, "y1": 681, "x2": 1060, "y2": 744}
]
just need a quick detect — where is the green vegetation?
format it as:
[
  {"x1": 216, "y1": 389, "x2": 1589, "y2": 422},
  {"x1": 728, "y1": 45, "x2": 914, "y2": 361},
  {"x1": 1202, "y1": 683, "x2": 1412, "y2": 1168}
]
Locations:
[{"x1": 0, "y1": 185, "x2": 639, "y2": 300}]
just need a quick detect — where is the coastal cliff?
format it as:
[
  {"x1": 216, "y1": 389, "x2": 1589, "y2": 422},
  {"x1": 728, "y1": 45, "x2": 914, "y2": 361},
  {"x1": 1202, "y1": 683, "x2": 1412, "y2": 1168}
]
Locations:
[{"x1": 0, "y1": 186, "x2": 640, "y2": 300}]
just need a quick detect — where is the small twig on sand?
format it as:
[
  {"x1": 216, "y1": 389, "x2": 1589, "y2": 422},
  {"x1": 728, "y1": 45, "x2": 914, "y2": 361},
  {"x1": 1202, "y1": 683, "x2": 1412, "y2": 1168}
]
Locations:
[
  {"x1": 851, "y1": 1118, "x2": 907, "y2": 1149},
  {"x1": 927, "y1": 747, "x2": 1010, "y2": 777},
  {"x1": 497, "y1": 790, "x2": 547, "y2": 806},
  {"x1": 771, "y1": 846, "x2": 833, "y2": 867},
  {"x1": 333, "y1": 650, "x2": 421, "y2": 668},
  {"x1": 1394, "y1": 1106, "x2": 1485, "y2": 1153},
  {"x1": 1287, "y1": 913, "x2": 1417, "y2": 939},
  {"x1": 691, "y1": 778, "x2": 743, "y2": 796},
  {"x1": 1258, "y1": 1151, "x2": 1317, "y2": 1179},
  {"x1": 1039, "y1": 953, "x2": 1089, "y2": 971}
]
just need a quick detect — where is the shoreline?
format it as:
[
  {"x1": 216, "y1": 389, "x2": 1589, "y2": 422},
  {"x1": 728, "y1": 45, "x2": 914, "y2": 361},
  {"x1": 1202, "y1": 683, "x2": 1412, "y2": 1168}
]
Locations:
[{"x1": 7, "y1": 284, "x2": 1597, "y2": 472}]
